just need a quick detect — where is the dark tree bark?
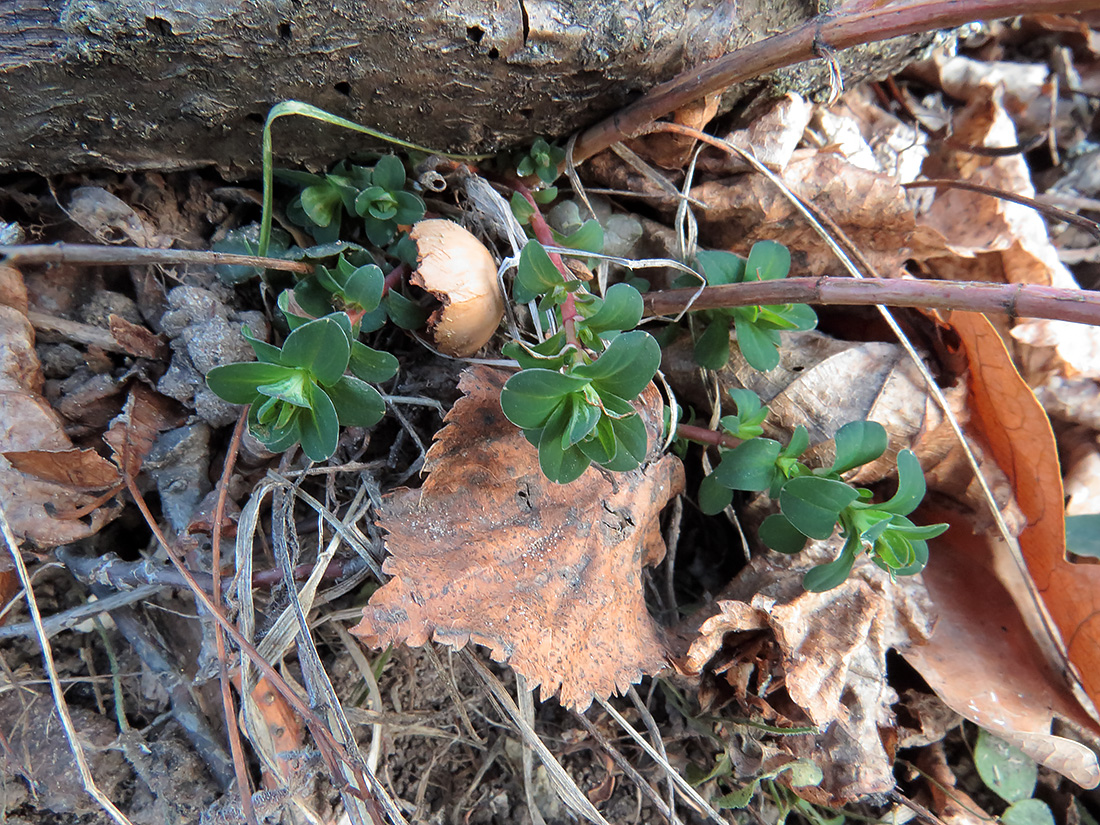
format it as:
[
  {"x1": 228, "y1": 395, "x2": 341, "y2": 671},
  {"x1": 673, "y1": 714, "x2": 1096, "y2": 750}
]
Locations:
[{"x1": 0, "y1": 0, "x2": 929, "y2": 175}]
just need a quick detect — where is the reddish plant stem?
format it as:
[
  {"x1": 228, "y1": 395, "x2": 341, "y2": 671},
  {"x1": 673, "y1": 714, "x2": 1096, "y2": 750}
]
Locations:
[
  {"x1": 0, "y1": 243, "x2": 313, "y2": 274},
  {"x1": 514, "y1": 183, "x2": 583, "y2": 349},
  {"x1": 569, "y1": 0, "x2": 1099, "y2": 167},
  {"x1": 211, "y1": 411, "x2": 258, "y2": 825},
  {"x1": 381, "y1": 263, "x2": 406, "y2": 296},
  {"x1": 643, "y1": 276, "x2": 1100, "y2": 327},
  {"x1": 676, "y1": 422, "x2": 743, "y2": 450}
]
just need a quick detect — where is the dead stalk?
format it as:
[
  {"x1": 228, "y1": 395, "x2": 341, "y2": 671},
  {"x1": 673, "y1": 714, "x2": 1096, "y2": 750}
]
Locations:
[
  {"x1": 570, "y1": 0, "x2": 1100, "y2": 165},
  {"x1": 644, "y1": 277, "x2": 1100, "y2": 327},
  {"x1": 0, "y1": 243, "x2": 312, "y2": 274}
]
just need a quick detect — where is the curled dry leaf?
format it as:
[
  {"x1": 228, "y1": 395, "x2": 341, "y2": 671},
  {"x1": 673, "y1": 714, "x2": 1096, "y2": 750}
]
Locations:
[
  {"x1": 680, "y1": 539, "x2": 934, "y2": 804},
  {"x1": 409, "y1": 219, "x2": 504, "y2": 358},
  {"x1": 353, "y1": 366, "x2": 684, "y2": 710}
]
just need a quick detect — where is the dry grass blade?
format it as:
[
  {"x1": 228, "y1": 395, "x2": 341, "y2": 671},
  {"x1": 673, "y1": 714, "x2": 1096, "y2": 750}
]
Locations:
[
  {"x1": 594, "y1": 695, "x2": 724, "y2": 824},
  {"x1": 463, "y1": 652, "x2": 611, "y2": 825},
  {"x1": 0, "y1": 501, "x2": 135, "y2": 825}
]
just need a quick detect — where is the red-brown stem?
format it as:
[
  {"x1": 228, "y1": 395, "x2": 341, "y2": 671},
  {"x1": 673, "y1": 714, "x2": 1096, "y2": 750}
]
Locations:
[
  {"x1": 677, "y1": 422, "x2": 743, "y2": 450},
  {"x1": 514, "y1": 183, "x2": 584, "y2": 349},
  {"x1": 211, "y1": 410, "x2": 257, "y2": 825},
  {"x1": 382, "y1": 263, "x2": 406, "y2": 296},
  {"x1": 569, "y1": 0, "x2": 1099, "y2": 167},
  {"x1": 643, "y1": 276, "x2": 1100, "y2": 327},
  {"x1": 0, "y1": 243, "x2": 313, "y2": 274}
]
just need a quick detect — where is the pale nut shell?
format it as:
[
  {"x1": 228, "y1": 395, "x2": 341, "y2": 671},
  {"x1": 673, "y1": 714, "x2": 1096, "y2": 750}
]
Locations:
[{"x1": 409, "y1": 219, "x2": 504, "y2": 357}]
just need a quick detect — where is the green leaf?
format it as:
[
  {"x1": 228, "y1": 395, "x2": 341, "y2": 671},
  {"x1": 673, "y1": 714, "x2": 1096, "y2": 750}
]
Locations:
[
  {"x1": 728, "y1": 388, "x2": 763, "y2": 420},
  {"x1": 698, "y1": 473, "x2": 734, "y2": 515},
  {"x1": 343, "y1": 264, "x2": 385, "y2": 311},
  {"x1": 256, "y1": 372, "x2": 312, "y2": 408},
  {"x1": 279, "y1": 316, "x2": 351, "y2": 386},
  {"x1": 248, "y1": 403, "x2": 301, "y2": 453},
  {"x1": 514, "y1": 242, "x2": 564, "y2": 304},
  {"x1": 349, "y1": 341, "x2": 399, "y2": 383},
  {"x1": 292, "y1": 278, "x2": 336, "y2": 319},
  {"x1": 604, "y1": 407, "x2": 648, "y2": 471},
  {"x1": 537, "y1": 405, "x2": 591, "y2": 483},
  {"x1": 557, "y1": 219, "x2": 604, "y2": 254},
  {"x1": 759, "y1": 513, "x2": 808, "y2": 554},
  {"x1": 714, "y1": 779, "x2": 761, "y2": 810},
  {"x1": 874, "y1": 529, "x2": 916, "y2": 569},
  {"x1": 711, "y1": 438, "x2": 782, "y2": 492},
  {"x1": 779, "y1": 476, "x2": 860, "y2": 539},
  {"x1": 500, "y1": 370, "x2": 588, "y2": 429},
  {"x1": 206, "y1": 362, "x2": 297, "y2": 404},
  {"x1": 572, "y1": 331, "x2": 660, "y2": 400},
  {"x1": 301, "y1": 182, "x2": 342, "y2": 227},
  {"x1": 744, "y1": 240, "x2": 791, "y2": 282},
  {"x1": 1003, "y1": 799, "x2": 1056, "y2": 825},
  {"x1": 871, "y1": 450, "x2": 926, "y2": 516},
  {"x1": 298, "y1": 383, "x2": 340, "y2": 462},
  {"x1": 371, "y1": 154, "x2": 406, "y2": 192},
  {"x1": 777, "y1": 302, "x2": 817, "y2": 331},
  {"x1": 532, "y1": 186, "x2": 558, "y2": 204},
  {"x1": 363, "y1": 214, "x2": 396, "y2": 246},
  {"x1": 733, "y1": 312, "x2": 781, "y2": 371},
  {"x1": 830, "y1": 420, "x2": 888, "y2": 474},
  {"x1": 782, "y1": 425, "x2": 810, "y2": 460},
  {"x1": 511, "y1": 192, "x2": 535, "y2": 224},
  {"x1": 325, "y1": 375, "x2": 386, "y2": 428},
  {"x1": 783, "y1": 759, "x2": 824, "y2": 788},
  {"x1": 694, "y1": 320, "x2": 731, "y2": 370},
  {"x1": 577, "y1": 415, "x2": 618, "y2": 465},
  {"x1": 241, "y1": 326, "x2": 285, "y2": 365},
  {"x1": 584, "y1": 283, "x2": 643, "y2": 333},
  {"x1": 974, "y1": 729, "x2": 1038, "y2": 804},
  {"x1": 382, "y1": 291, "x2": 428, "y2": 330},
  {"x1": 803, "y1": 539, "x2": 859, "y2": 591},
  {"x1": 393, "y1": 190, "x2": 426, "y2": 225},
  {"x1": 563, "y1": 395, "x2": 601, "y2": 449},
  {"x1": 696, "y1": 250, "x2": 746, "y2": 286},
  {"x1": 1066, "y1": 514, "x2": 1100, "y2": 559},
  {"x1": 890, "y1": 538, "x2": 930, "y2": 576}
]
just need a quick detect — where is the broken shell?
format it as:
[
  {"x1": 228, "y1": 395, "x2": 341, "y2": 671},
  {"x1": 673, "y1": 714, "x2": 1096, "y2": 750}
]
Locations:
[{"x1": 409, "y1": 219, "x2": 504, "y2": 358}]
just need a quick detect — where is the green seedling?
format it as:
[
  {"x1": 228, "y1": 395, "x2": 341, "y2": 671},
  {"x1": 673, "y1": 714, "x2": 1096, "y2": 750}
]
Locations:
[
  {"x1": 698, "y1": 389, "x2": 948, "y2": 590},
  {"x1": 974, "y1": 728, "x2": 1056, "y2": 825},
  {"x1": 206, "y1": 296, "x2": 397, "y2": 462},
  {"x1": 516, "y1": 138, "x2": 566, "y2": 185},
  {"x1": 690, "y1": 242, "x2": 817, "y2": 372},
  {"x1": 292, "y1": 253, "x2": 427, "y2": 332},
  {"x1": 499, "y1": 240, "x2": 659, "y2": 483}
]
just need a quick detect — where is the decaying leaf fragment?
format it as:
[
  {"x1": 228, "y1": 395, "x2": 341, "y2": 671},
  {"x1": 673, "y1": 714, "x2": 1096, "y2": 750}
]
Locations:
[
  {"x1": 680, "y1": 540, "x2": 934, "y2": 805},
  {"x1": 352, "y1": 366, "x2": 684, "y2": 709}
]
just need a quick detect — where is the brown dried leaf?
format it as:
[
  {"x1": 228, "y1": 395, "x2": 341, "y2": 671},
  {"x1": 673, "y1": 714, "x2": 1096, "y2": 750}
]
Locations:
[
  {"x1": 0, "y1": 307, "x2": 43, "y2": 394},
  {"x1": 103, "y1": 384, "x2": 184, "y2": 477},
  {"x1": 108, "y1": 314, "x2": 169, "y2": 360},
  {"x1": 692, "y1": 152, "x2": 932, "y2": 278},
  {"x1": 352, "y1": 366, "x2": 684, "y2": 710},
  {"x1": 681, "y1": 540, "x2": 934, "y2": 804},
  {"x1": 3, "y1": 449, "x2": 120, "y2": 489}
]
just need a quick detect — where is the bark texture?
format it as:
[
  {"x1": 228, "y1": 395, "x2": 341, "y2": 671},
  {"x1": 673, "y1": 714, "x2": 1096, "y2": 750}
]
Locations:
[{"x1": 1, "y1": 0, "x2": 929, "y2": 175}]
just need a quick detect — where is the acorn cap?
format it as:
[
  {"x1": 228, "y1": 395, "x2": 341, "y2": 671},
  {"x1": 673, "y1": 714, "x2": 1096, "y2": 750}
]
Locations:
[{"x1": 409, "y1": 219, "x2": 504, "y2": 357}]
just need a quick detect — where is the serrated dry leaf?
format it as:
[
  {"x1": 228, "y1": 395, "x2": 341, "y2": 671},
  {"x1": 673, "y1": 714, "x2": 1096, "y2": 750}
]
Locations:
[
  {"x1": 108, "y1": 314, "x2": 168, "y2": 360},
  {"x1": 103, "y1": 384, "x2": 184, "y2": 478},
  {"x1": 680, "y1": 540, "x2": 934, "y2": 804},
  {"x1": 3, "y1": 449, "x2": 121, "y2": 490},
  {"x1": 352, "y1": 366, "x2": 684, "y2": 710}
]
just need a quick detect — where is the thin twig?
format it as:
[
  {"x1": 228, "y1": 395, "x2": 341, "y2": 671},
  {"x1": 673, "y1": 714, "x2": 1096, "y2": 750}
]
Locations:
[
  {"x1": 570, "y1": 0, "x2": 1099, "y2": 165},
  {"x1": 643, "y1": 276, "x2": 1100, "y2": 327},
  {"x1": 0, "y1": 502, "x2": 135, "y2": 825},
  {"x1": 0, "y1": 243, "x2": 312, "y2": 274},
  {"x1": 903, "y1": 179, "x2": 1100, "y2": 243}
]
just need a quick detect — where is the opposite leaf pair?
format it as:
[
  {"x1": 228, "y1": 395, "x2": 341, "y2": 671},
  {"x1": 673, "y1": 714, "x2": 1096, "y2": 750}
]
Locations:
[
  {"x1": 206, "y1": 293, "x2": 398, "y2": 462},
  {"x1": 700, "y1": 389, "x2": 947, "y2": 591}
]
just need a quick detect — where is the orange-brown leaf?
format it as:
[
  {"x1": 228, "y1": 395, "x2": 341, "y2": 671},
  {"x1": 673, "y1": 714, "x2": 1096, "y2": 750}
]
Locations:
[
  {"x1": 949, "y1": 310, "x2": 1100, "y2": 721},
  {"x1": 352, "y1": 366, "x2": 684, "y2": 710}
]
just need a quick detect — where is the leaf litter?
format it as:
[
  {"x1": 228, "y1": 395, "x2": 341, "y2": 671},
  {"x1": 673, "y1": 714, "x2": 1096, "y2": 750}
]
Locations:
[{"x1": 3, "y1": 17, "x2": 1100, "y2": 825}]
